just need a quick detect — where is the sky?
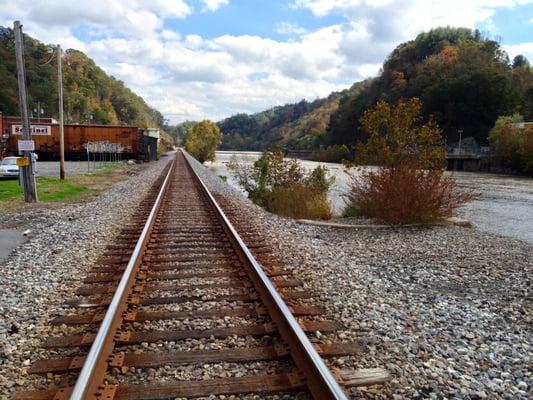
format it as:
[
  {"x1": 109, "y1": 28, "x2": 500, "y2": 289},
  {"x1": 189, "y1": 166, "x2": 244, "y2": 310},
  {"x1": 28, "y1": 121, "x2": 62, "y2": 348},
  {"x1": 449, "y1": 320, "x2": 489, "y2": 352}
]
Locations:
[{"x1": 1, "y1": 0, "x2": 532, "y2": 124}]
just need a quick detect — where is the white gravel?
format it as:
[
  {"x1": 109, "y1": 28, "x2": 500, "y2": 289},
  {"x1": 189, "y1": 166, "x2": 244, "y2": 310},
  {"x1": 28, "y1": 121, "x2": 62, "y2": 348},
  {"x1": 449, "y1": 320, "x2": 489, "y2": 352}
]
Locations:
[
  {"x1": 0, "y1": 155, "x2": 171, "y2": 397},
  {"x1": 185, "y1": 152, "x2": 532, "y2": 400}
]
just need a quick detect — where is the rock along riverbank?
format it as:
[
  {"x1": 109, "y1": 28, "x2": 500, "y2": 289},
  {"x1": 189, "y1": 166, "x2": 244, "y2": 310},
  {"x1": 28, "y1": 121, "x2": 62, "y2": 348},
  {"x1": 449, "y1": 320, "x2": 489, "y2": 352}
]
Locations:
[{"x1": 186, "y1": 152, "x2": 532, "y2": 400}]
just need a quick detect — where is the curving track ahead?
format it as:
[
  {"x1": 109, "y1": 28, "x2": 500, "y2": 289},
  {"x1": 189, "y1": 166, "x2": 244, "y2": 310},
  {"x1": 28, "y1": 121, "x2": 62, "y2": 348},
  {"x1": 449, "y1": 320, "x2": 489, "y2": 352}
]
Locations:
[{"x1": 16, "y1": 151, "x2": 375, "y2": 400}]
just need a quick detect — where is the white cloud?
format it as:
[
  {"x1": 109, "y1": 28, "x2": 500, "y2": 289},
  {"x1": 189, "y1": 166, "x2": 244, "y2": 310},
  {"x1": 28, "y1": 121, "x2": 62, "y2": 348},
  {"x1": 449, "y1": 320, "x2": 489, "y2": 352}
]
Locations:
[
  {"x1": 0, "y1": 0, "x2": 191, "y2": 39},
  {"x1": 200, "y1": 0, "x2": 229, "y2": 12},
  {"x1": 161, "y1": 29, "x2": 181, "y2": 41},
  {"x1": 277, "y1": 22, "x2": 308, "y2": 35},
  {"x1": 504, "y1": 42, "x2": 533, "y2": 62},
  {"x1": 0, "y1": 0, "x2": 531, "y2": 123}
]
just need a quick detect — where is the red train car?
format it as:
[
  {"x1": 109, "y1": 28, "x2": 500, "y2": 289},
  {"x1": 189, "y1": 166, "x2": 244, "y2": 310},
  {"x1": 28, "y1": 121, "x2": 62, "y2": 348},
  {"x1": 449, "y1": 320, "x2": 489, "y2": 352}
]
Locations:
[{"x1": 0, "y1": 113, "x2": 156, "y2": 160}]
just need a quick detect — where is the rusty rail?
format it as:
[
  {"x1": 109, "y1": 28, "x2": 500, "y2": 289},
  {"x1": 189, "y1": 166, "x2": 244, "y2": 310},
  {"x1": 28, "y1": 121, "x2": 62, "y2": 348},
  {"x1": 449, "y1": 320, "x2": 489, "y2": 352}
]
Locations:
[
  {"x1": 69, "y1": 157, "x2": 176, "y2": 399},
  {"x1": 183, "y1": 152, "x2": 348, "y2": 400}
]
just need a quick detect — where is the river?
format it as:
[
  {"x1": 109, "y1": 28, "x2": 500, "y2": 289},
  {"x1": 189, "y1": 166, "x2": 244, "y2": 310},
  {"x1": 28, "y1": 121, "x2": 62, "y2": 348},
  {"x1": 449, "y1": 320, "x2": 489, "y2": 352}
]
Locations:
[{"x1": 206, "y1": 151, "x2": 533, "y2": 244}]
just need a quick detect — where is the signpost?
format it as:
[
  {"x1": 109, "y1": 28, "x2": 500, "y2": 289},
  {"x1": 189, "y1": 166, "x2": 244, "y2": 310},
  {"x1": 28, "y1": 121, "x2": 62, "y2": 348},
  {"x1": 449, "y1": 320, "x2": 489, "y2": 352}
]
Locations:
[
  {"x1": 16, "y1": 157, "x2": 30, "y2": 167},
  {"x1": 17, "y1": 140, "x2": 35, "y2": 151}
]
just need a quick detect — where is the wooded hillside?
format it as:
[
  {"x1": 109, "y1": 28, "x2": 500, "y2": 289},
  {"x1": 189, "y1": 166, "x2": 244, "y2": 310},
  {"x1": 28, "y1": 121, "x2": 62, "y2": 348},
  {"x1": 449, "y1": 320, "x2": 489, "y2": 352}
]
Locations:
[
  {"x1": 326, "y1": 27, "x2": 532, "y2": 146},
  {"x1": 0, "y1": 26, "x2": 164, "y2": 128},
  {"x1": 217, "y1": 84, "x2": 362, "y2": 151},
  {"x1": 213, "y1": 27, "x2": 531, "y2": 152}
]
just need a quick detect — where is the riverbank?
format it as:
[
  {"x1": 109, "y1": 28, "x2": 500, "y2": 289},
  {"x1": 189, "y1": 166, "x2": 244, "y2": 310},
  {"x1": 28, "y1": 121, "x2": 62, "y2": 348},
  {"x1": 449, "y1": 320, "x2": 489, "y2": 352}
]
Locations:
[
  {"x1": 188, "y1": 152, "x2": 532, "y2": 399},
  {"x1": 206, "y1": 151, "x2": 533, "y2": 243}
]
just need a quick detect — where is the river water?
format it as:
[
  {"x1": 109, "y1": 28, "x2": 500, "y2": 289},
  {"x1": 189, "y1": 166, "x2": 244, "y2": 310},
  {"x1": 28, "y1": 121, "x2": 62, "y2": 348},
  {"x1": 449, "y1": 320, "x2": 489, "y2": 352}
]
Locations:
[{"x1": 206, "y1": 151, "x2": 533, "y2": 244}]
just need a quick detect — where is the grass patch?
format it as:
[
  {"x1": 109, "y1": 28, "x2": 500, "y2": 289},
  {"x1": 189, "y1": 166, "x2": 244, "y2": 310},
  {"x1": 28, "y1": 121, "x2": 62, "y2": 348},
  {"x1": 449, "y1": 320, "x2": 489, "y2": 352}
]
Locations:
[
  {"x1": 0, "y1": 162, "x2": 143, "y2": 212},
  {"x1": 0, "y1": 176, "x2": 91, "y2": 203},
  {"x1": 89, "y1": 162, "x2": 127, "y2": 177},
  {"x1": 341, "y1": 201, "x2": 362, "y2": 218}
]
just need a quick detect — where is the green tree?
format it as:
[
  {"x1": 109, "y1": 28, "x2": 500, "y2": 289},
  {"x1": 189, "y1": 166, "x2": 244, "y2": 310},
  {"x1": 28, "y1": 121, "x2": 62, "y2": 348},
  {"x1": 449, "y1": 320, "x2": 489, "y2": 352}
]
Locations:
[
  {"x1": 512, "y1": 55, "x2": 530, "y2": 69},
  {"x1": 184, "y1": 120, "x2": 223, "y2": 163},
  {"x1": 326, "y1": 27, "x2": 517, "y2": 147},
  {"x1": 489, "y1": 114, "x2": 523, "y2": 170},
  {"x1": 166, "y1": 121, "x2": 195, "y2": 145},
  {"x1": 356, "y1": 98, "x2": 445, "y2": 170},
  {"x1": 520, "y1": 126, "x2": 533, "y2": 175},
  {"x1": 489, "y1": 114, "x2": 531, "y2": 173}
]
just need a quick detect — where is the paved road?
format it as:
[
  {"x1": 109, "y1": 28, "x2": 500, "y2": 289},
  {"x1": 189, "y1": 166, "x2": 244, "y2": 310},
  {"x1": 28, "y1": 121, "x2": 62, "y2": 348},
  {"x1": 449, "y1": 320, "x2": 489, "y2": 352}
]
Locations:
[
  {"x1": 35, "y1": 161, "x2": 94, "y2": 177},
  {"x1": 0, "y1": 229, "x2": 26, "y2": 263}
]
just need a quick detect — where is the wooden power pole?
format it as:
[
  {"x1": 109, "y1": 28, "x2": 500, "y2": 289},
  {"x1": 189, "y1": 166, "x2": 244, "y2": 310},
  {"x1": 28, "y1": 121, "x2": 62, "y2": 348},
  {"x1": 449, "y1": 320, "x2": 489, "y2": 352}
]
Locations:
[
  {"x1": 57, "y1": 44, "x2": 65, "y2": 179},
  {"x1": 13, "y1": 20, "x2": 37, "y2": 202}
]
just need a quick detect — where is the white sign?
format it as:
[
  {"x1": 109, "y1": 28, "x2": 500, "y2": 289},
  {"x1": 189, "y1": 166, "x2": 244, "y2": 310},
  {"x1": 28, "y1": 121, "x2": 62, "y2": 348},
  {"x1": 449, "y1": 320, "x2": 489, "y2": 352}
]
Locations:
[
  {"x1": 12, "y1": 125, "x2": 51, "y2": 136},
  {"x1": 18, "y1": 140, "x2": 35, "y2": 151}
]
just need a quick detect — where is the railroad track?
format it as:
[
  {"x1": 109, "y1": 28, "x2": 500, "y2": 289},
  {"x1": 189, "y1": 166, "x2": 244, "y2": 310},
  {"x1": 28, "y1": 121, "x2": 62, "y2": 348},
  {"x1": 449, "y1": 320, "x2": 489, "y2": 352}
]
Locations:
[{"x1": 16, "y1": 151, "x2": 385, "y2": 400}]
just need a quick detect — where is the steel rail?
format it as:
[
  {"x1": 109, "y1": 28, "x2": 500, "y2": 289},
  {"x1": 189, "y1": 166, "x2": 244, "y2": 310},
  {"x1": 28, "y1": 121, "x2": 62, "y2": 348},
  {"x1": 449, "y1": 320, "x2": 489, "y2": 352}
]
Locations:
[
  {"x1": 69, "y1": 157, "x2": 175, "y2": 400},
  {"x1": 182, "y1": 151, "x2": 348, "y2": 400}
]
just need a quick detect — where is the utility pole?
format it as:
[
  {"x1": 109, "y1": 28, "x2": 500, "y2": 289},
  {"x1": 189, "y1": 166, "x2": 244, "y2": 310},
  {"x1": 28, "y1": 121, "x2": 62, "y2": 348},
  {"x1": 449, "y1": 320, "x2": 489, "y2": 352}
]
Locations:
[
  {"x1": 57, "y1": 44, "x2": 65, "y2": 179},
  {"x1": 13, "y1": 21, "x2": 37, "y2": 203}
]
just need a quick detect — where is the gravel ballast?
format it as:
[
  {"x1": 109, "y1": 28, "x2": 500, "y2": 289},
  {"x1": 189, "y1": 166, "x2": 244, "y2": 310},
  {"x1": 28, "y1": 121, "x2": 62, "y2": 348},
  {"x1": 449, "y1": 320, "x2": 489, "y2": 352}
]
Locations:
[
  {"x1": 185, "y1": 152, "x2": 532, "y2": 400},
  {"x1": 1, "y1": 152, "x2": 530, "y2": 399},
  {"x1": 0, "y1": 157, "x2": 170, "y2": 397}
]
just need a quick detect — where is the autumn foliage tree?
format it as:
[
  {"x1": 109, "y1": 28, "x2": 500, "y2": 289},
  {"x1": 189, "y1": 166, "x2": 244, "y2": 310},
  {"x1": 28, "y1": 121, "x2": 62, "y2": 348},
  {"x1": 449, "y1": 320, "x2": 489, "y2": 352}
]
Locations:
[
  {"x1": 345, "y1": 98, "x2": 474, "y2": 224},
  {"x1": 355, "y1": 98, "x2": 445, "y2": 170},
  {"x1": 489, "y1": 115, "x2": 533, "y2": 175},
  {"x1": 488, "y1": 114, "x2": 523, "y2": 170},
  {"x1": 327, "y1": 27, "x2": 530, "y2": 147},
  {"x1": 184, "y1": 120, "x2": 223, "y2": 163}
]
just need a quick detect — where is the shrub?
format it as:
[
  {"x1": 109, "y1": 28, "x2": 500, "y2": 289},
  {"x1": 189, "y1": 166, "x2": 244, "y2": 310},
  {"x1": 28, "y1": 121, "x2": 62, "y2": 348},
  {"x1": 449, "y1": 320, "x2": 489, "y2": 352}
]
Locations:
[
  {"x1": 228, "y1": 148, "x2": 305, "y2": 208},
  {"x1": 306, "y1": 165, "x2": 335, "y2": 194},
  {"x1": 345, "y1": 163, "x2": 475, "y2": 224},
  {"x1": 228, "y1": 147, "x2": 334, "y2": 219},
  {"x1": 520, "y1": 126, "x2": 533, "y2": 175},
  {"x1": 341, "y1": 201, "x2": 361, "y2": 218},
  {"x1": 311, "y1": 145, "x2": 351, "y2": 163},
  {"x1": 356, "y1": 98, "x2": 445, "y2": 170},
  {"x1": 344, "y1": 98, "x2": 474, "y2": 224},
  {"x1": 268, "y1": 184, "x2": 332, "y2": 220}
]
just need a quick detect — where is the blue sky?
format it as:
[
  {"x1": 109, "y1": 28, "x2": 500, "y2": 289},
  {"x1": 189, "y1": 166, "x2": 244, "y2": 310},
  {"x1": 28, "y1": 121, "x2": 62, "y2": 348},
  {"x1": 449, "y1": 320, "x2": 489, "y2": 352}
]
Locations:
[
  {"x1": 170, "y1": 1, "x2": 345, "y2": 40},
  {"x1": 1, "y1": 0, "x2": 532, "y2": 123}
]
